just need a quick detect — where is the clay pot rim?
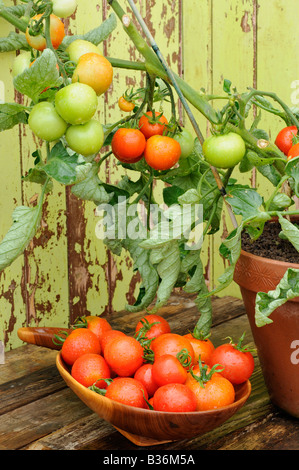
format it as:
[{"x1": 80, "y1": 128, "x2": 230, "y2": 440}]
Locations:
[{"x1": 239, "y1": 248, "x2": 299, "y2": 269}]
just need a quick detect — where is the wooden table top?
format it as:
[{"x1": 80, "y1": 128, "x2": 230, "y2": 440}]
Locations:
[{"x1": 1, "y1": 293, "x2": 299, "y2": 451}]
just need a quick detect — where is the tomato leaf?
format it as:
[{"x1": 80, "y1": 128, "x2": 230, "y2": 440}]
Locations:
[
  {"x1": 13, "y1": 49, "x2": 63, "y2": 103},
  {"x1": 149, "y1": 240, "x2": 181, "y2": 311},
  {"x1": 278, "y1": 214, "x2": 299, "y2": 252},
  {"x1": 122, "y1": 238, "x2": 159, "y2": 312},
  {"x1": 255, "y1": 268, "x2": 299, "y2": 327},
  {"x1": 43, "y1": 142, "x2": 81, "y2": 185},
  {"x1": 71, "y1": 163, "x2": 112, "y2": 205},
  {"x1": 0, "y1": 103, "x2": 28, "y2": 131},
  {"x1": 60, "y1": 14, "x2": 117, "y2": 49},
  {"x1": 0, "y1": 31, "x2": 30, "y2": 52},
  {"x1": 227, "y1": 186, "x2": 264, "y2": 219},
  {"x1": 0, "y1": 191, "x2": 45, "y2": 272}
]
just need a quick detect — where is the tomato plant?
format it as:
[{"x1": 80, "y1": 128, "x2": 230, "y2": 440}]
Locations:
[
  {"x1": 275, "y1": 125, "x2": 298, "y2": 155},
  {"x1": 138, "y1": 111, "x2": 168, "y2": 139},
  {"x1": 111, "y1": 127, "x2": 146, "y2": 163},
  {"x1": 144, "y1": 135, "x2": 181, "y2": 170},
  {"x1": 25, "y1": 14, "x2": 65, "y2": 51},
  {"x1": 55, "y1": 82, "x2": 98, "y2": 125},
  {"x1": 209, "y1": 334, "x2": 255, "y2": 384},
  {"x1": 202, "y1": 132, "x2": 246, "y2": 168},
  {"x1": 28, "y1": 101, "x2": 68, "y2": 142},
  {"x1": 65, "y1": 119, "x2": 105, "y2": 156},
  {"x1": 72, "y1": 52, "x2": 113, "y2": 96}
]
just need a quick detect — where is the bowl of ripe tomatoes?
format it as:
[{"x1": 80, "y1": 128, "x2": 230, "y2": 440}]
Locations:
[{"x1": 53, "y1": 313, "x2": 252, "y2": 446}]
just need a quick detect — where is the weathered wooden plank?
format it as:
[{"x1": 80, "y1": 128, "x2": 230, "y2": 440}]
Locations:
[{"x1": 0, "y1": 388, "x2": 93, "y2": 450}]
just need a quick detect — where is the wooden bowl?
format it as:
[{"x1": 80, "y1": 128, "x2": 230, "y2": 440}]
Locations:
[{"x1": 56, "y1": 352, "x2": 251, "y2": 446}]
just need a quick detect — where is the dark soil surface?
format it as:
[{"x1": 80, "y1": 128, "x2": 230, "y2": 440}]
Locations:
[{"x1": 241, "y1": 220, "x2": 299, "y2": 264}]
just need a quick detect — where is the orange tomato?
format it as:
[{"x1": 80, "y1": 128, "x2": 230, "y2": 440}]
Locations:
[
  {"x1": 26, "y1": 14, "x2": 65, "y2": 51},
  {"x1": 72, "y1": 52, "x2": 113, "y2": 95},
  {"x1": 144, "y1": 135, "x2": 181, "y2": 170}
]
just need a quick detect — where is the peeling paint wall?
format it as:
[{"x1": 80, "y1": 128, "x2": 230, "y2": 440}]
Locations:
[{"x1": 1, "y1": 0, "x2": 298, "y2": 350}]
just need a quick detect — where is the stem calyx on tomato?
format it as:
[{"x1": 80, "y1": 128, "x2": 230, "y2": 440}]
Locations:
[{"x1": 190, "y1": 358, "x2": 224, "y2": 389}]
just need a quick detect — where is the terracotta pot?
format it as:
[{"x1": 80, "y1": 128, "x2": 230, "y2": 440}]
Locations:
[{"x1": 234, "y1": 246, "x2": 299, "y2": 418}]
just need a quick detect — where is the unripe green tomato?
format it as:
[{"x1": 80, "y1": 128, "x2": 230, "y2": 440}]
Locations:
[
  {"x1": 202, "y1": 132, "x2": 246, "y2": 168},
  {"x1": 28, "y1": 101, "x2": 68, "y2": 141},
  {"x1": 52, "y1": 0, "x2": 77, "y2": 18},
  {"x1": 66, "y1": 39, "x2": 102, "y2": 64},
  {"x1": 12, "y1": 52, "x2": 31, "y2": 78},
  {"x1": 172, "y1": 128, "x2": 195, "y2": 159},
  {"x1": 55, "y1": 82, "x2": 98, "y2": 125},
  {"x1": 65, "y1": 119, "x2": 104, "y2": 156}
]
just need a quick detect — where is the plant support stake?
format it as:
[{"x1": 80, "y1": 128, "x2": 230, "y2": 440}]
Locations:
[{"x1": 125, "y1": 0, "x2": 238, "y2": 229}]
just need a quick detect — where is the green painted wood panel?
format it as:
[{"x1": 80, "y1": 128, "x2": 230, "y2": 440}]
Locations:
[{"x1": 0, "y1": 0, "x2": 297, "y2": 350}]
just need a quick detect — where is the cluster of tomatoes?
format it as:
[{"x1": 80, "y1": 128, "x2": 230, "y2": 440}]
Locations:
[
  {"x1": 275, "y1": 125, "x2": 299, "y2": 160},
  {"x1": 13, "y1": 8, "x2": 113, "y2": 157},
  {"x1": 111, "y1": 111, "x2": 194, "y2": 171},
  {"x1": 13, "y1": 6, "x2": 196, "y2": 171},
  {"x1": 59, "y1": 313, "x2": 254, "y2": 413}
]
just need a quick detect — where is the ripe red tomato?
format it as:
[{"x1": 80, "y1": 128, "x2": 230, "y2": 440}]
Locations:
[
  {"x1": 183, "y1": 334, "x2": 215, "y2": 365},
  {"x1": 144, "y1": 135, "x2": 181, "y2": 170},
  {"x1": 209, "y1": 337, "x2": 254, "y2": 384},
  {"x1": 152, "y1": 354, "x2": 187, "y2": 387},
  {"x1": 61, "y1": 328, "x2": 101, "y2": 366},
  {"x1": 83, "y1": 315, "x2": 112, "y2": 341},
  {"x1": 100, "y1": 329, "x2": 126, "y2": 355},
  {"x1": 111, "y1": 128, "x2": 146, "y2": 163},
  {"x1": 25, "y1": 14, "x2": 65, "y2": 51},
  {"x1": 185, "y1": 364, "x2": 235, "y2": 411},
  {"x1": 135, "y1": 314, "x2": 171, "y2": 341},
  {"x1": 151, "y1": 333, "x2": 195, "y2": 365},
  {"x1": 275, "y1": 125, "x2": 298, "y2": 155},
  {"x1": 134, "y1": 363, "x2": 159, "y2": 397},
  {"x1": 104, "y1": 335, "x2": 144, "y2": 377},
  {"x1": 138, "y1": 111, "x2": 168, "y2": 139},
  {"x1": 287, "y1": 142, "x2": 299, "y2": 161},
  {"x1": 71, "y1": 353, "x2": 111, "y2": 388},
  {"x1": 105, "y1": 377, "x2": 149, "y2": 408},
  {"x1": 152, "y1": 383, "x2": 197, "y2": 412}
]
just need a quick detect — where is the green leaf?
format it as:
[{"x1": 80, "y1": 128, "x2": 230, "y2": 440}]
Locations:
[
  {"x1": 150, "y1": 240, "x2": 181, "y2": 311},
  {"x1": 0, "y1": 103, "x2": 28, "y2": 131},
  {"x1": 255, "y1": 268, "x2": 299, "y2": 327},
  {"x1": 278, "y1": 214, "x2": 299, "y2": 252},
  {"x1": 0, "y1": 31, "x2": 30, "y2": 52},
  {"x1": 285, "y1": 156, "x2": 299, "y2": 197},
  {"x1": 122, "y1": 238, "x2": 159, "y2": 312},
  {"x1": 0, "y1": 191, "x2": 45, "y2": 272},
  {"x1": 13, "y1": 49, "x2": 63, "y2": 103},
  {"x1": 43, "y1": 142, "x2": 80, "y2": 185},
  {"x1": 61, "y1": 14, "x2": 117, "y2": 49},
  {"x1": 227, "y1": 187, "x2": 263, "y2": 219},
  {"x1": 71, "y1": 163, "x2": 112, "y2": 205}
]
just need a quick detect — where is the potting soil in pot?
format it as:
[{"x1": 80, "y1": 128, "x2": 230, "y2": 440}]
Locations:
[{"x1": 241, "y1": 221, "x2": 299, "y2": 264}]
